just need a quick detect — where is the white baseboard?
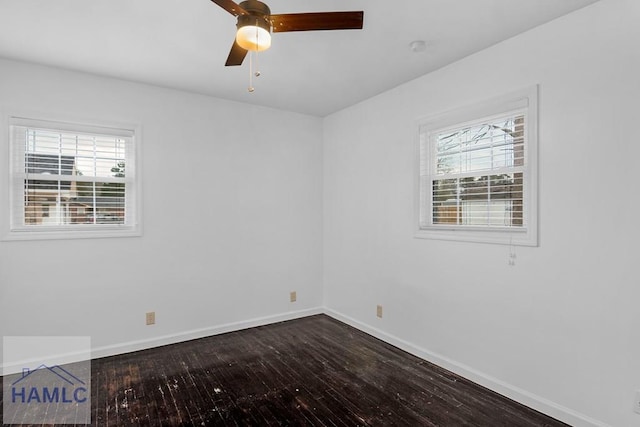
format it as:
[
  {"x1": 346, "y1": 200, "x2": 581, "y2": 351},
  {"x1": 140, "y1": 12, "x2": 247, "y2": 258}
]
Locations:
[
  {"x1": 0, "y1": 305, "x2": 609, "y2": 427},
  {"x1": 1, "y1": 307, "x2": 323, "y2": 375},
  {"x1": 323, "y1": 308, "x2": 609, "y2": 427},
  {"x1": 90, "y1": 307, "x2": 324, "y2": 361}
]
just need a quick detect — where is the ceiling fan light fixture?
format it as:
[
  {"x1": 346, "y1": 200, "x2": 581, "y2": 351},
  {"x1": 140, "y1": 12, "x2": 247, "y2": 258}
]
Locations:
[{"x1": 236, "y1": 16, "x2": 272, "y2": 51}]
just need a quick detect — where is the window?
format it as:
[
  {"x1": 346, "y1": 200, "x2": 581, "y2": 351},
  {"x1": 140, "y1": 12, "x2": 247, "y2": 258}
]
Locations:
[
  {"x1": 5, "y1": 117, "x2": 140, "y2": 240},
  {"x1": 416, "y1": 86, "x2": 538, "y2": 246}
]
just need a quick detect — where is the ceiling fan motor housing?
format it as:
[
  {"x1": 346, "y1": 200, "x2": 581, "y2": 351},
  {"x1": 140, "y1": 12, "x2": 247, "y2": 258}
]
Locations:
[{"x1": 237, "y1": 0, "x2": 272, "y2": 32}]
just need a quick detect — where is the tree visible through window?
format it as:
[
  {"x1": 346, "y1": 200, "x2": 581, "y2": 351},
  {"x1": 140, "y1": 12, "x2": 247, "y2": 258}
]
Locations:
[
  {"x1": 431, "y1": 115, "x2": 524, "y2": 227},
  {"x1": 416, "y1": 86, "x2": 538, "y2": 246},
  {"x1": 7, "y1": 117, "x2": 139, "y2": 239}
]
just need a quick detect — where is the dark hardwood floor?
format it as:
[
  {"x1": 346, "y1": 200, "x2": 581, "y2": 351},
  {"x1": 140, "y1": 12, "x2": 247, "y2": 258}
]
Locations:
[{"x1": 1, "y1": 314, "x2": 568, "y2": 426}]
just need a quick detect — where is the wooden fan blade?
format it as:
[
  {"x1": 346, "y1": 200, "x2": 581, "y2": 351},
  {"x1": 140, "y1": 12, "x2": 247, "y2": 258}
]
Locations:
[
  {"x1": 225, "y1": 40, "x2": 248, "y2": 66},
  {"x1": 271, "y1": 11, "x2": 363, "y2": 33},
  {"x1": 210, "y1": 0, "x2": 248, "y2": 17}
]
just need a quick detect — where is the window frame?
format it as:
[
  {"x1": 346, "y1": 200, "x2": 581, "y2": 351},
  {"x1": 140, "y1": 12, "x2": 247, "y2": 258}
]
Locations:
[
  {"x1": 415, "y1": 86, "x2": 538, "y2": 246},
  {"x1": 2, "y1": 115, "x2": 142, "y2": 241}
]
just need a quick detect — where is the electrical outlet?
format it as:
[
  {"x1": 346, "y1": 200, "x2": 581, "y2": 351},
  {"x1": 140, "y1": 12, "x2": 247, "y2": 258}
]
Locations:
[
  {"x1": 290, "y1": 291, "x2": 297, "y2": 302},
  {"x1": 146, "y1": 311, "x2": 155, "y2": 325},
  {"x1": 376, "y1": 305, "x2": 383, "y2": 318},
  {"x1": 634, "y1": 390, "x2": 640, "y2": 414}
]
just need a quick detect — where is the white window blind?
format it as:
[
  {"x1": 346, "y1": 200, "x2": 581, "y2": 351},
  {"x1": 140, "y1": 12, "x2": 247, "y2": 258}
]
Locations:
[
  {"x1": 7, "y1": 117, "x2": 139, "y2": 239},
  {"x1": 424, "y1": 113, "x2": 525, "y2": 228},
  {"x1": 416, "y1": 86, "x2": 538, "y2": 246}
]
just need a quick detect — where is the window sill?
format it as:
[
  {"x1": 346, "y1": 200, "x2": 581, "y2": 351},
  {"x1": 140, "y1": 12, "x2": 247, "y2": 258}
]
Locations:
[
  {"x1": 414, "y1": 226, "x2": 537, "y2": 247},
  {"x1": 2, "y1": 225, "x2": 141, "y2": 241}
]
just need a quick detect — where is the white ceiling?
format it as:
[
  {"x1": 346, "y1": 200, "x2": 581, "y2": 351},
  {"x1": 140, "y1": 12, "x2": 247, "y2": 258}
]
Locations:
[{"x1": 0, "y1": 0, "x2": 600, "y2": 117}]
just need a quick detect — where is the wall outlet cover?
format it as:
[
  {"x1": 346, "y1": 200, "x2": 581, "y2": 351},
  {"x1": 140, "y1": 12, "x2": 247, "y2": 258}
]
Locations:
[{"x1": 146, "y1": 311, "x2": 156, "y2": 325}]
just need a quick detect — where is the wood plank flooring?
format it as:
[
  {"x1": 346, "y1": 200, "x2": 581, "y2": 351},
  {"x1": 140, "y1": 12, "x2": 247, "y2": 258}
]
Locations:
[{"x1": 1, "y1": 314, "x2": 569, "y2": 426}]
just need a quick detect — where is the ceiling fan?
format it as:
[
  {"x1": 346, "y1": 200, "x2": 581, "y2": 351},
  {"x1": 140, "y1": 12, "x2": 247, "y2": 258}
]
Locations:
[{"x1": 210, "y1": 0, "x2": 364, "y2": 66}]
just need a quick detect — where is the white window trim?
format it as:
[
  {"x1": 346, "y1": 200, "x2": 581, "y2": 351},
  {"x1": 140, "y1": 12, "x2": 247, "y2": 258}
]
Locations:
[
  {"x1": 414, "y1": 86, "x2": 538, "y2": 246},
  {"x1": 2, "y1": 114, "x2": 142, "y2": 241}
]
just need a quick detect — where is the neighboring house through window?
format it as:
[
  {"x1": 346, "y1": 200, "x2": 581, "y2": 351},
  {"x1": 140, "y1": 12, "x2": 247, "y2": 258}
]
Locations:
[
  {"x1": 5, "y1": 117, "x2": 140, "y2": 240},
  {"x1": 416, "y1": 86, "x2": 538, "y2": 246}
]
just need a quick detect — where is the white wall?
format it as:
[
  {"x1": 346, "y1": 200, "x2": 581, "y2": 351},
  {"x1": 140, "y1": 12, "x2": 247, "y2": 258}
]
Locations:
[
  {"x1": 0, "y1": 59, "x2": 324, "y2": 358},
  {"x1": 2, "y1": 1, "x2": 639, "y2": 425},
  {"x1": 323, "y1": 0, "x2": 640, "y2": 426}
]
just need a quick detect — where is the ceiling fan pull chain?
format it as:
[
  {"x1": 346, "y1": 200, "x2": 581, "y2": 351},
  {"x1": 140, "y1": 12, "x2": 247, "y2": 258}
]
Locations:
[
  {"x1": 248, "y1": 20, "x2": 263, "y2": 93},
  {"x1": 254, "y1": 20, "x2": 261, "y2": 78},
  {"x1": 254, "y1": 51, "x2": 261, "y2": 78},
  {"x1": 248, "y1": 50, "x2": 255, "y2": 92}
]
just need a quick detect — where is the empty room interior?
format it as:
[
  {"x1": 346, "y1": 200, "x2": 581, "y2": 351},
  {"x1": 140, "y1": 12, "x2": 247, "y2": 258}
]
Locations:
[{"x1": 0, "y1": 0, "x2": 638, "y2": 426}]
